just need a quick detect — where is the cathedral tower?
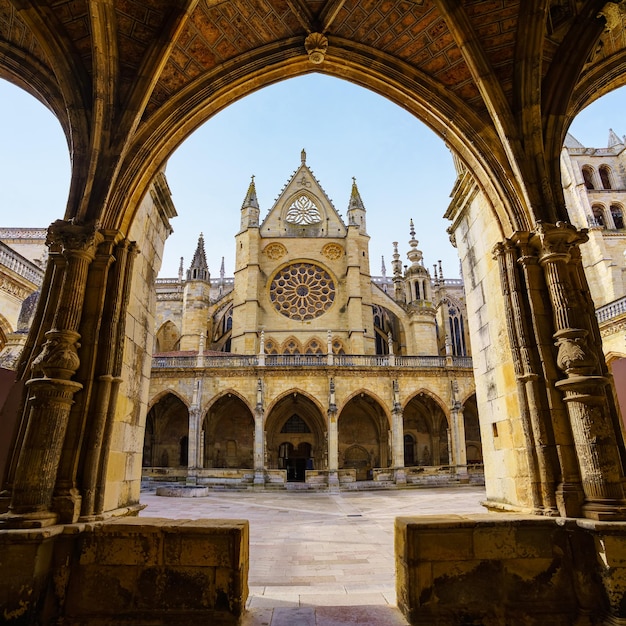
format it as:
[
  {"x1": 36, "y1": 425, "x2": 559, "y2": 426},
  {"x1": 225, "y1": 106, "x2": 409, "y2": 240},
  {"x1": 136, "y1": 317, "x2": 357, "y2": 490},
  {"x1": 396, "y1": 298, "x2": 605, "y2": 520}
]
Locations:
[{"x1": 180, "y1": 233, "x2": 211, "y2": 350}]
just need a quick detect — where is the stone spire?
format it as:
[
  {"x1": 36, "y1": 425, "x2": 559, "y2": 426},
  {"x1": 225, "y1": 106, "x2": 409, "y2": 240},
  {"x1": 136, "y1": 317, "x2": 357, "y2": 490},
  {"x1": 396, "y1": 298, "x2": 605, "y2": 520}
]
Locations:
[
  {"x1": 240, "y1": 175, "x2": 260, "y2": 229},
  {"x1": 406, "y1": 219, "x2": 424, "y2": 268},
  {"x1": 608, "y1": 128, "x2": 624, "y2": 148},
  {"x1": 186, "y1": 233, "x2": 210, "y2": 282},
  {"x1": 220, "y1": 256, "x2": 225, "y2": 283},
  {"x1": 347, "y1": 177, "x2": 367, "y2": 233},
  {"x1": 381, "y1": 256, "x2": 387, "y2": 278}
]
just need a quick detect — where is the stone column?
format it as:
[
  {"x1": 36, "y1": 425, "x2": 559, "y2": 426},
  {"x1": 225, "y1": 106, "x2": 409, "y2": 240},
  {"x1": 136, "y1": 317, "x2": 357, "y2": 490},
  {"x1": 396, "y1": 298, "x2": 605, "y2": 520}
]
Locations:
[
  {"x1": 4, "y1": 220, "x2": 100, "y2": 527},
  {"x1": 79, "y1": 235, "x2": 131, "y2": 520},
  {"x1": 187, "y1": 397, "x2": 202, "y2": 486},
  {"x1": 391, "y1": 380, "x2": 406, "y2": 484},
  {"x1": 253, "y1": 378, "x2": 265, "y2": 486},
  {"x1": 450, "y1": 405, "x2": 468, "y2": 478},
  {"x1": 534, "y1": 222, "x2": 625, "y2": 520},
  {"x1": 328, "y1": 378, "x2": 339, "y2": 491}
]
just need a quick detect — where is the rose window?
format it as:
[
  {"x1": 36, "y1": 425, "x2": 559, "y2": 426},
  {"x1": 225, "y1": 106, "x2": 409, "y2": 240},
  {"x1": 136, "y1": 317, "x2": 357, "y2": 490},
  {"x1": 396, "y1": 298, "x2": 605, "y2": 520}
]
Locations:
[
  {"x1": 285, "y1": 195, "x2": 322, "y2": 224},
  {"x1": 270, "y1": 263, "x2": 335, "y2": 320}
]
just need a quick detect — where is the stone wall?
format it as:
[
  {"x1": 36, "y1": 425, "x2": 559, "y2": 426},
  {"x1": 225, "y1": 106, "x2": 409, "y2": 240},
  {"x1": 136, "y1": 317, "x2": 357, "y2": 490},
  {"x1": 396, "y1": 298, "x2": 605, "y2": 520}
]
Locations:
[
  {"x1": 395, "y1": 513, "x2": 626, "y2": 624},
  {"x1": 0, "y1": 517, "x2": 249, "y2": 625},
  {"x1": 103, "y1": 189, "x2": 173, "y2": 514},
  {"x1": 450, "y1": 189, "x2": 531, "y2": 512}
]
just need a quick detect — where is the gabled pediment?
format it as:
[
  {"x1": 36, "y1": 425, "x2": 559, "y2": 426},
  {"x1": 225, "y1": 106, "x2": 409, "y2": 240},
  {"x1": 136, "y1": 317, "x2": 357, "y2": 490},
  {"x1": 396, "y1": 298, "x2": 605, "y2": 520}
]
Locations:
[{"x1": 260, "y1": 151, "x2": 347, "y2": 239}]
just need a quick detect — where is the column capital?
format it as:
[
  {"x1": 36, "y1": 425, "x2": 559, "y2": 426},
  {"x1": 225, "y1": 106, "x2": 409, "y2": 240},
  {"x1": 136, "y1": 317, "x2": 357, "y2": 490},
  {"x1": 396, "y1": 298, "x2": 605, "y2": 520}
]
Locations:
[
  {"x1": 47, "y1": 219, "x2": 102, "y2": 260},
  {"x1": 530, "y1": 221, "x2": 588, "y2": 263}
]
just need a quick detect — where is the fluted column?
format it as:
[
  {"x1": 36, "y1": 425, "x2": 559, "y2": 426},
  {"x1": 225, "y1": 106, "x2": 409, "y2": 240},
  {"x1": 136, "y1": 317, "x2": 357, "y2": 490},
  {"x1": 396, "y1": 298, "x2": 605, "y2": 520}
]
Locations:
[
  {"x1": 254, "y1": 378, "x2": 265, "y2": 486},
  {"x1": 4, "y1": 220, "x2": 100, "y2": 527},
  {"x1": 533, "y1": 222, "x2": 625, "y2": 520},
  {"x1": 391, "y1": 380, "x2": 406, "y2": 484},
  {"x1": 450, "y1": 405, "x2": 468, "y2": 479},
  {"x1": 328, "y1": 378, "x2": 339, "y2": 490}
]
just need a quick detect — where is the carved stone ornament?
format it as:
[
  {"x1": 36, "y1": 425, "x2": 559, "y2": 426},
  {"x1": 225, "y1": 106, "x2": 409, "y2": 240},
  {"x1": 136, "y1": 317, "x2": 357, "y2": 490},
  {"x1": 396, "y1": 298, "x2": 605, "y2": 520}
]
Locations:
[
  {"x1": 46, "y1": 219, "x2": 100, "y2": 254},
  {"x1": 263, "y1": 242, "x2": 287, "y2": 260},
  {"x1": 554, "y1": 330, "x2": 597, "y2": 376},
  {"x1": 598, "y1": 1, "x2": 626, "y2": 31},
  {"x1": 305, "y1": 33, "x2": 328, "y2": 65},
  {"x1": 322, "y1": 243, "x2": 343, "y2": 260},
  {"x1": 32, "y1": 330, "x2": 81, "y2": 380}
]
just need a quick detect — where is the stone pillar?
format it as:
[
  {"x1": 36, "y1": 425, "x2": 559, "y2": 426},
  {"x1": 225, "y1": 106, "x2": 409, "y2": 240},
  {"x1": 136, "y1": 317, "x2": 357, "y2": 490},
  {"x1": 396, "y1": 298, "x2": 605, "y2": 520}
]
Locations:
[
  {"x1": 187, "y1": 393, "x2": 202, "y2": 486},
  {"x1": 450, "y1": 404, "x2": 468, "y2": 480},
  {"x1": 258, "y1": 330, "x2": 265, "y2": 366},
  {"x1": 327, "y1": 330, "x2": 333, "y2": 366},
  {"x1": 4, "y1": 220, "x2": 100, "y2": 527},
  {"x1": 534, "y1": 222, "x2": 626, "y2": 520},
  {"x1": 328, "y1": 378, "x2": 339, "y2": 491},
  {"x1": 79, "y1": 235, "x2": 135, "y2": 520},
  {"x1": 391, "y1": 380, "x2": 406, "y2": 484},
  {"x1": 253, "y1": 378, "x2": 265, "y2": 486}
]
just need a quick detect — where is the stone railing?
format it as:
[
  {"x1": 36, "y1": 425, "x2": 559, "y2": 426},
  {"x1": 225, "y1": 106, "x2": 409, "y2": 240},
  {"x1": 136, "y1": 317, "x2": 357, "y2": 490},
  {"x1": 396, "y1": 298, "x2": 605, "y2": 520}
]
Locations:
[
  {"x1": 152, "y1": 352, "x2": 473, "y2": 369},
  {"x1": 596, "y1": 296, "x2": 626, "y2": 323},
  {"x1": 0, "y1": 241, "x2": 44, "y2": 286}
]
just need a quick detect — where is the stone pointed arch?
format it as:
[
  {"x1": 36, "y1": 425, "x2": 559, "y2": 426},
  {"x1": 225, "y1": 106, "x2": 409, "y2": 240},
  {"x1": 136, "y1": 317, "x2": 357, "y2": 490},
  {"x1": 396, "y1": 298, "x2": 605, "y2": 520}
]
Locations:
[
  {"x1": 203, "y1": 388, "x2": 253, "y2": 417},
  {"x1": 339, "y1": 389, "x2": 392, "y2": 429},
  {"x1": 202, "y1": 391, "x2": 254, "y2": 470},
  {"x1": 147, "y1": 388, "x2": 190, "y2": 411},
  {"x1": 264, "y1": 389, "x2": 327, "y2": 480},
  {"x1": 109, "y1": 50, "x2": 528, "y2": 238},
  {"x1": 155, "y1": 320, "x2": 181, "y2": 353},
  {"x1": 338, "y1": 391, "x2": 391, "y2": 477}
]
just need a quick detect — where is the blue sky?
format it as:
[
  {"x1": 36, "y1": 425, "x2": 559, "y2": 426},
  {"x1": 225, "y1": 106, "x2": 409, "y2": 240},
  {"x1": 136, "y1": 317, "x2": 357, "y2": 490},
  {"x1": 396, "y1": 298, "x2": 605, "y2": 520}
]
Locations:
[{"x1": 1, "y1": 75, "x2": 624, "y2": 279}]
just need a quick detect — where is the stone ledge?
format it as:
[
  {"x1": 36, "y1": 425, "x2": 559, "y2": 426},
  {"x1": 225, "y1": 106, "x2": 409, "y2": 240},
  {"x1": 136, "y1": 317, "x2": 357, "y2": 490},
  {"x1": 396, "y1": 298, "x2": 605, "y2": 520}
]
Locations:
[
  {"x1": 395, "y1": 514, "x2": 620, "y2": 625},
  {"x1": 1, "y1": 517, "x2": 249, "y2": 625}
]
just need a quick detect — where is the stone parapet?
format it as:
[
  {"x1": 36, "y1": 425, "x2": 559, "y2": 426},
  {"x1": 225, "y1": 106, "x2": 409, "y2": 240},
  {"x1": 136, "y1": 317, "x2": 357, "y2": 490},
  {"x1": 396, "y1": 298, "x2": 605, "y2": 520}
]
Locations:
[
  {"x1": 395, "y1": 514, "x2": 626, "y2": 624},
  {"x1": 0, "y1": 517, "x2": 249, "y2": 625}
]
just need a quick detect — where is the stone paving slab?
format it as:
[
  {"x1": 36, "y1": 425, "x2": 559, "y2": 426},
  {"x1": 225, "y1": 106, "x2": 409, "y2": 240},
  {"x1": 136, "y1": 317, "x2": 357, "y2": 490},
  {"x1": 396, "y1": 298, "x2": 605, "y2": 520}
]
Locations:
[{"x1": 140, "y1": 485, "x2": 487, "y2": 625}]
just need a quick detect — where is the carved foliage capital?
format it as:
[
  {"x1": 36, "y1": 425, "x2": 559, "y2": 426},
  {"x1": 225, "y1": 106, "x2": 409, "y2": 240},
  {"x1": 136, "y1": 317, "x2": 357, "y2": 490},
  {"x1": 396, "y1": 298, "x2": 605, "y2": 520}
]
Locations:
[
  {"x1": 32, "y1": 329, "x2": 81, "y2": 380},
  {"x1": 531, "y1": 221, "x2": 588, "y2": 262},
  {"x1": 554, "y1": 330, "x2": 597, "y2": 376},
  {"x1": 46, "y1": 220, "x2": 102, "y2": 260}
]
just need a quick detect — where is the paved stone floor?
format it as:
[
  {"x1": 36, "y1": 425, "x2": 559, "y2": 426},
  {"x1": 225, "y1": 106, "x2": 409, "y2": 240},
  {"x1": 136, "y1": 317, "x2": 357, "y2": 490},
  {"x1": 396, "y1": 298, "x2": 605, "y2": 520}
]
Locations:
[{"x1": 140, "y1": 485, "x2": 487, "y2": 625}]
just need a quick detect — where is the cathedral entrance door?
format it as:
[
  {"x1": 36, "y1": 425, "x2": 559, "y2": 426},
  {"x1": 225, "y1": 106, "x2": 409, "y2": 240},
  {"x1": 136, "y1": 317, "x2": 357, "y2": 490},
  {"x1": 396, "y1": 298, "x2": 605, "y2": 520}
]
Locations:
[{"x1": 279, "y1": 441, "x2": 312, "y2": 482}]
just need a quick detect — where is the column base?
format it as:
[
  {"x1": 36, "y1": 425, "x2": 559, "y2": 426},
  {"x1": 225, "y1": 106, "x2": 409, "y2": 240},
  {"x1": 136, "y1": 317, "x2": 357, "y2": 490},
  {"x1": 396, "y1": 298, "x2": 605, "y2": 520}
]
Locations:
[
  {"x1": 395, "y1": 468, "x2": 407, "y2": 485},
  {"x1": 582, "y1": 500, "x2": 626, "y2": 521},
  {"x1": 555, "y1": 482, "x2": 584, "y2": 518},
  {"x1": 53, "y1": 488, "x2": 82, "y2": 524},
  {"x1": 253, "y1": 471, "x2": 265, "y2": 487},
  {"x1": 0, "y1": 509, "x2": 58, "y2": 529},
  {"x1": 328, "y1": 471, "x2": 340, "y2": 493}
]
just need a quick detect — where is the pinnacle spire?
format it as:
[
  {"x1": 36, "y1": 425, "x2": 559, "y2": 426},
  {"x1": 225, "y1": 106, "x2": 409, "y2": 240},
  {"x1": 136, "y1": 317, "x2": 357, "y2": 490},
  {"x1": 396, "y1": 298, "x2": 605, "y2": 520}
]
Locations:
[
  {"x1": 301, "y1": 148, "x2": 307, "y2": 165},
  {"x1": 608, "y1": 128, "x2": 623, "y2": 148},
  {"x1": 187, "y1": 233, "x2": 210, "y2": 282},
  {"x1": 242, "y1": 175, "x2": 259, "y2": 209},
  {"x1": 348, "y1": 177, "x2": 366, "y2": 212}
]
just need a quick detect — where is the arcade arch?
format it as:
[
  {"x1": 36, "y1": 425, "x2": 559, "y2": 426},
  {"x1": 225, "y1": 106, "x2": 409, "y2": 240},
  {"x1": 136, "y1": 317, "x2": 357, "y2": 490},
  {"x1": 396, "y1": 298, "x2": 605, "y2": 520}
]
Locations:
[
  {"x1": 143, "y1": 393, "x2": 189, "y2": 468},
  {"x1": 403, "y1": 392, "x2": 449, "y2": 467},
  {"x1": 0, "y1": 0, "x2": 624, "y2": 539},
  {"x1": 338, "y1": 393, "x2": 390, "y2": 480},
  {"x1": 265, "y1": 392, "x2": 326, "y2": 481},
  {"x1": 202, "y1": 394, "x2": 254, "y2": 469}
]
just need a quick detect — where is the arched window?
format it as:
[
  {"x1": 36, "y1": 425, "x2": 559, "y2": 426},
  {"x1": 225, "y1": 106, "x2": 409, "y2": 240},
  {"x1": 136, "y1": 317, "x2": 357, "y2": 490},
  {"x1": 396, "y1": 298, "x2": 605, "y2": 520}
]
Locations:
[
  {"x1": 611, "y1": 205, "x2": 624, "y2": 230},
  {"x1": 592, "y1": 205, "x2": 606, "y2": 228},
  {"x1": 599, "y1": 165, "x2": 613, "y2": 190},
  {"x1": 304, "y1": 338, "x2": 324, "y2": 354},
  {"x1": 582, "y1": 166, "x2": 595, "y2": 190},
  {"x1": 448, "y1": 306, "x2": 467, "y2": 356},
  {"x1": 265, "y1": 338, "x2": 279, "y2": 354},
  {"x1": 282, "y1": 337, "x2": 302, "y2": 354}
]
